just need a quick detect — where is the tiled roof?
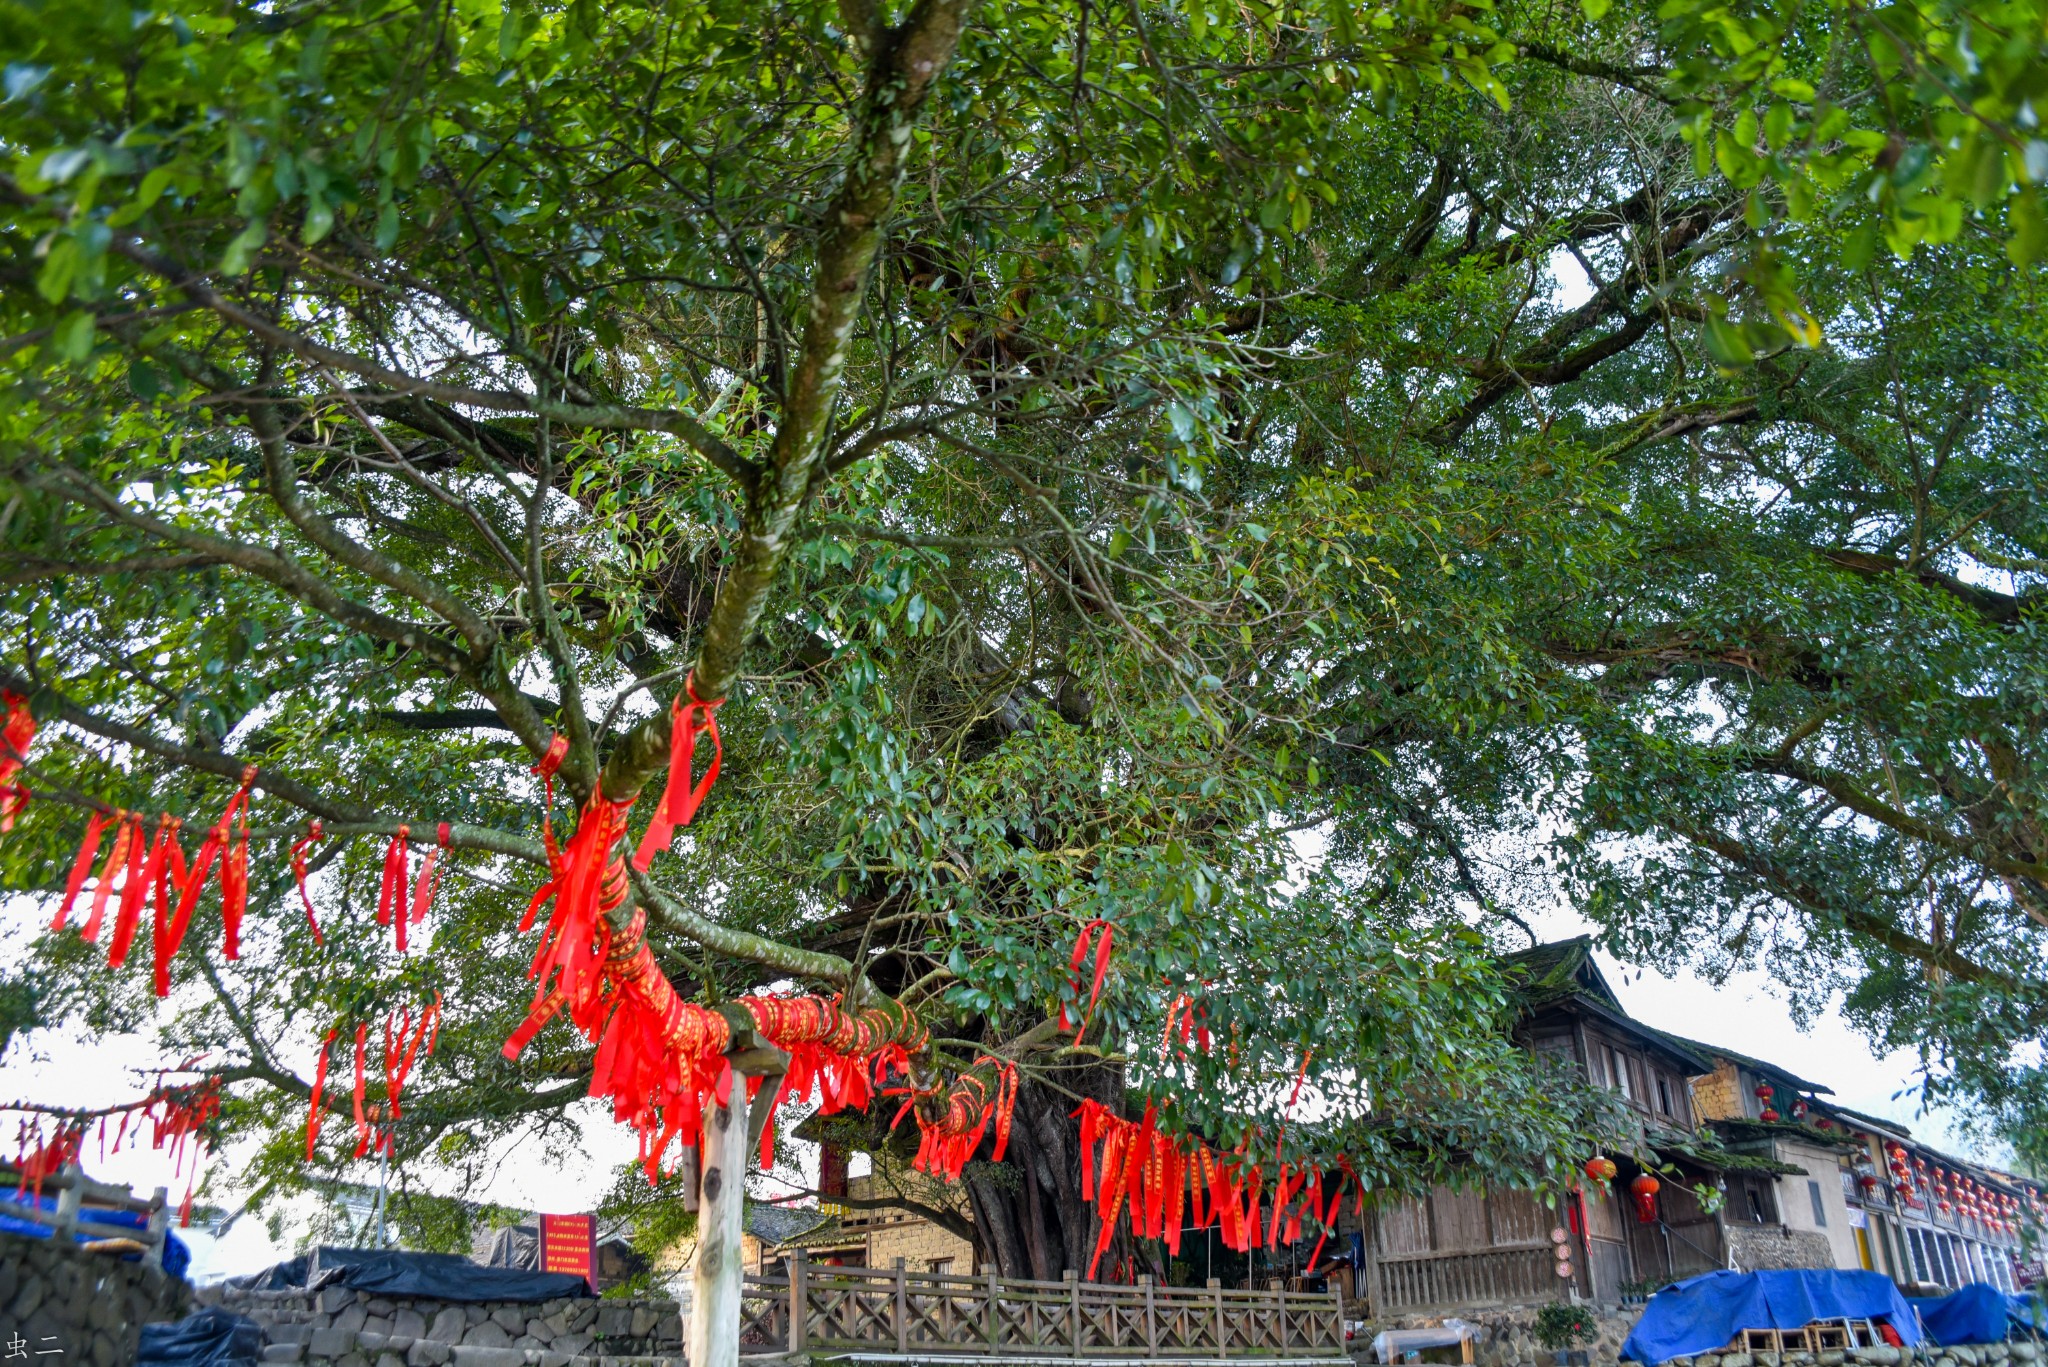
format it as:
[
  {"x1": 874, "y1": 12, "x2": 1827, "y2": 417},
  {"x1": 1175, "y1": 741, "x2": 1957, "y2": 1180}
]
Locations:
[
  {"x1": 1655, "y1": 1032, "x2": 1834, "y2": 1096},
  {"x1": 744, "y1": 1203, "x2": 834, "y2": 1247}
]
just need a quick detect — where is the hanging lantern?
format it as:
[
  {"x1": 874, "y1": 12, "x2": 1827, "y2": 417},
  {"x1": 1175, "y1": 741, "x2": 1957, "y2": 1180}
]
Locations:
[
  {"x1": 1791, "y1": 1098, "x2": 1809, "y2": 1120},
  {"x1": 1585, "y1": 1156, "x2": 1618, "y2": 1183},
  {"x1": 1754, "y1": 1082, "x2": 1775, "y2": 1101},
  {"x1": 1858, "y1": 1174, "x2": 1881, "y2": 1192},
  {"x1": 1760, "y1": 1106, "x2": 1781, "y2": 1122},
  {"x1": 1631, "y1": 1174, "x2": 1661, "y2": 1224}
]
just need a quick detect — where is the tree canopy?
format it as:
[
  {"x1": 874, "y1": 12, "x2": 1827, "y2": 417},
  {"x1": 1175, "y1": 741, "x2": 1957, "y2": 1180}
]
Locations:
[{"x1": 1, "y1": 0, "x2": 2044, "y2": 1269}]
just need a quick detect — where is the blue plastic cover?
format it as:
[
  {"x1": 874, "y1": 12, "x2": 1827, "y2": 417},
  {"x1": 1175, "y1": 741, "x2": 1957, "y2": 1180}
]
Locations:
[
  {"x1": 1621, "y1": 1269, "x2": 1924, "y2": 1364},
  {"x1": 1909, "y1": 1284, "x2": 2038, "y2": 1345},
  {"x1": 138, "y1": 1308, "x2": 264, "y2": 1367},
  {"x1": 0, "y1": 1190, "x2": 191, "y2": 1280}
]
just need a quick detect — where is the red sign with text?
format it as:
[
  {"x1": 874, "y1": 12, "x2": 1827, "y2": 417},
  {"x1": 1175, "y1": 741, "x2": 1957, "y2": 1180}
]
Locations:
[{"x1": 539, "y1": 1213, "x2": 596, "y2": 1289}]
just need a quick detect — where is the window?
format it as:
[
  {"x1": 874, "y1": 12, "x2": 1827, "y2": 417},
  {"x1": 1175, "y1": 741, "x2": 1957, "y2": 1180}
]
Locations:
[
  {"x1": 1937, "y1": 1234, "x2": 1961, "y2": 1288},
  {"x1": 1657, "y1": 1075, "x2": 1675, "y2": 1116},
  {"x1": 1808, "y1": 1181, "x2": 1828, "y2": 1227},
  {"x1": 1908, "y1": 1229, "x2": 1931, "y2": 1282},
  {"x1": 929, "y1": 1258, "x2": 955, "y2": 1275},
  {"x1": 1607, "y1": 1046, "x2": 1634, "y2": 1101},
  {"x1": 1747, "y1": 1186, "x2": 1767, "y2": 1224}
]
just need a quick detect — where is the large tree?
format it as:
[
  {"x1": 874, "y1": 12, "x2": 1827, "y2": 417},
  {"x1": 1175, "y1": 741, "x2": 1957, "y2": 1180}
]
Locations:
[{"x1": 0, "y1": 0, "x2": 2043, "y2": 1293}]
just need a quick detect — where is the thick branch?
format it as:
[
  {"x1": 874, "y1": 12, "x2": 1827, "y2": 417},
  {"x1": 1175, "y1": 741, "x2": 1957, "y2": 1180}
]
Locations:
[{"x1": 599, "y1": 0, "x2": 971, "y2": 802}]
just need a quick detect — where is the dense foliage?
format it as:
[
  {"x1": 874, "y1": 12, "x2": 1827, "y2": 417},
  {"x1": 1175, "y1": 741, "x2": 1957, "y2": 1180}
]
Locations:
[{"x1": 0, "y1": 0, "x2": 2043, "y2": 1268}]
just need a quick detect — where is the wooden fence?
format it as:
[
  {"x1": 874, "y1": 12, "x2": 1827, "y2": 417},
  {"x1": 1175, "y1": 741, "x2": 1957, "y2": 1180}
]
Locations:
[
  {"x1": 1367, "y1": 1245, "x2": 1555, "y2": 1315},
  {"x1": 0, "y1": 1161, "x2": 171, "y2": 1269},
  {"x1": 739, "y1": 1256, "x2": 1348, "y2": 1359}
]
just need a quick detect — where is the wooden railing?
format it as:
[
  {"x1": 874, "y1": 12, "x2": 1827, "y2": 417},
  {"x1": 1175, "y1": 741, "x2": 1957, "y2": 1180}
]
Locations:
[
  {"x1": 738, "y1": 1256, "x2": 1348, "y2": 1359},
  {"x1": 0, "y1": 1161, "x2": 171, "y2": 1269},
  {"x1": 1369, "y1": 1244, "x2": 1555, "y2": 1314}
]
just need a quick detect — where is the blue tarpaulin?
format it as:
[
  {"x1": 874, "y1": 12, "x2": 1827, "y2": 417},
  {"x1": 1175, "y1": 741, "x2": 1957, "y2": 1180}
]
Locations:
[
  {"x1": 1622, "y1": 1270, "x2": 1923, "y2": 1364},
  {"x1": 0, "y1": 1190, "x2": 191, "y2": 1280},
  {"x1": 1910, "y1": 1284, "x2": 2042, "y2": 1345}
]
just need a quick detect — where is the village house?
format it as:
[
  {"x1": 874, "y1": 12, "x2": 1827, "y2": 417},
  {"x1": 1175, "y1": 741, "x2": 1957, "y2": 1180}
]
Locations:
[
  {"x1": 739, "y1": 1173, "x2": 977, "y2": 1277},
  {"x1": 1676, "y1": 1037, "x2": 2043, "y2": 1294},
  {"x1": 1341, "y1": 938, "x2": 1792, "y2": 1317}
]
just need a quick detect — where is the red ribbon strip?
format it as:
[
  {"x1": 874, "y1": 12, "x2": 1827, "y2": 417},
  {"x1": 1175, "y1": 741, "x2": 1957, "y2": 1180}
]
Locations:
[
  {"x1": 409, "y1": 823, "x2": 449, "y2": 927},
  {"x1": 306, "y1": 1029, "x2": 336, "y2": 1161},
  {"x1": 80, "y1": 814, "x2": 136, "y2": 944},
  {"x1": 631, "y1": 675, "x2": 724, "y2": 871},
  {"x1": 351, "y1": 1023, "x2": 371, "y2": 1158},
  {"x1": 1059, "y1": 920, "x2": 1115, "y2": 1041},
  {"x1": 377, "y1": 827, "x2": 410, "y2": 953},
  {"x1": 52, "y1": 811, "x2": 106, "y2": 932},
  {"x1": 290, "y1": 821, "x2": 326, "y2": 945}
]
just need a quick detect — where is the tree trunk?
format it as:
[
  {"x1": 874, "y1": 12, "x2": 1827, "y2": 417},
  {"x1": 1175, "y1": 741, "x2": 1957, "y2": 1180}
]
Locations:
[{"x1": 959, "y1": 1066, "x2": 1125, "y2": 1280}]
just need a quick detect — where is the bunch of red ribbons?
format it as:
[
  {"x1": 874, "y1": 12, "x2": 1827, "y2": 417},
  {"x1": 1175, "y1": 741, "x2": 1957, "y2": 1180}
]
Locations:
[
  {"x1": 1073, "y1": 1098, "x2": 1359, "y2": 1281},
  {"x1": 305, "y1": 998, "x2": 442, "y2": 1162},
  {"x1": 49, "y1": 769, "x2": 259, "y2": 995},
  {"x1": 374, "y1": 824, "x2": 448, "y2": 954},
  {"x1": 501, "y1": 776, "x2": 1021, "y2": 1188},
  {"x1": 7, "y1": 1076, "x2": 225, "y2": 1224},
  {"x1": 0, "y1": 689, "x2": 36, "y2": 831}
]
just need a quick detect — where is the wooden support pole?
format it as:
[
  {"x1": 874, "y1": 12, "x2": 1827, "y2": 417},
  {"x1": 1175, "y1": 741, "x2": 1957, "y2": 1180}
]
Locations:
[{"x1": 688, "y1": 1010, "x2": 788, "y2": 1367}]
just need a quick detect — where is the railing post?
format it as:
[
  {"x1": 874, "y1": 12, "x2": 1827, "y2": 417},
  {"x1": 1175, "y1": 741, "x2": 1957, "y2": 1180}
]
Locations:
[
  {"x1": 1210, "y1": 1277, "x2": 1224, "y2": 1360},
  {"x1": 145, "y1": 1186, "x2": 169, "y2": 1270},
  {"x1": 52, "y1": 1163, "x2": 81, "y2": 1244},
  {"x1": 1278, "y1": 1281, "x2": 1289, "y2": 1351},
  {"x1": 1329, "y1": 1281, "x2": 1344, "y2": 1351},
  {"x1": 1141, "y1": 1274, "x2": 1157, "y2": 1357},
  {"x1": 1067, "y1": 1269, "x2": 1081, "y2": 1358},
  {"x1": 894, "y1": 1257, "x2": 908, "y2": 1355},
  {"x1": 789, "y1": 1250, "x2": 807, "y2": 1354}
]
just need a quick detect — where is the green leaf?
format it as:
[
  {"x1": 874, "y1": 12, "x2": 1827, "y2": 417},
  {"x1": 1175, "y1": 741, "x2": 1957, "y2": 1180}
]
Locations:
[
  {"x1": 51, "y1": 309, "x2": 95, "y2": 363},
  {"x1": 220, "y1": 220, "x2": 268, "y2": 276}
]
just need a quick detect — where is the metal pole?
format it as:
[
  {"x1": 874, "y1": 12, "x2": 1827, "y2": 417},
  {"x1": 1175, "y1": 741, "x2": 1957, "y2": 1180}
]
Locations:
[{"x1": 375, "y1": 1128, "x2": 392, "y2": 1249}]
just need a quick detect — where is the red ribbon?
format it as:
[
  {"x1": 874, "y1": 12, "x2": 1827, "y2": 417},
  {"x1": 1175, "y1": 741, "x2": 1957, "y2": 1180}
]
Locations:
[
  {"x1": 307, "y1": 1028, "x2": 336, "y2": 1160},
  {"x1": 409, "y1": 823, "x2": 449, "y2": 928},
  {"x1": 107, "y1": 813, "x2": 157, "y2": 969},
  {"x1": 220, "y1": 805, "x2": 249, "y2": 961},
  {"x1": 631, "y1": 675, "x2": 724, "y2": 871},
  {"x1": 351, "y1": 1023, "x2": 371, "y2": 1158},
  {"x1": 1060, "y1": 919, "x2": 1115, "y2": 1041},
  {"x1": 81, "y1": 814, "x2": 136, "y2": 945},
  {"x1": 53, "y1": 811, "x2": 106, "y2": 932},
  {"x1": 149, "y1": 817, "x2": 190, "y2": 996},
  {"x1": 290, "y1": 821, "x2": 326, "y2": 945},
  {"x1": 532, "y1": 734, "x2": 569, "y2": 860},
  {"x1": 377, "y1": 827, "x2": 410, "y2": 953}
]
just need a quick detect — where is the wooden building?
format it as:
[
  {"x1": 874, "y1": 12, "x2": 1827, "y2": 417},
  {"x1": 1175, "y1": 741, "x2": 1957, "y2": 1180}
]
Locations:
[{"x1": 1352, "y1": 938, "x2": 1792, "y2": 1316}]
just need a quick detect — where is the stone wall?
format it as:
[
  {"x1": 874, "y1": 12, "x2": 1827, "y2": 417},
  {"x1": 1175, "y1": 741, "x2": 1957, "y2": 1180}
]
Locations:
[
  {"x1": 199, "y1": 1281, "x2": 682, "y2": 1367},
  {"x1": 1676, "y1": 1340, "x2": 2040, "y2": 1367},
  {"x1": 1727, "y1": 1224, "x2": 1837, "y2": 1271},
  {"x1": 0, "y1": 1230, "x2": 191, "y2": 1367},
  {"x1": 1369, "y1": 1303, "x2": 1644, "y2": 1367}
]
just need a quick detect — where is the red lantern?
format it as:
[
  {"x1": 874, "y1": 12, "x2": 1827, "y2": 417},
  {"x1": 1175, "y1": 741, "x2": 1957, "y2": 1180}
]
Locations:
[
  {"x1": 1760, "y1": 1107, "x2": 1781, "y2": 1122},
  {"x1": 1755, "y1": 1082, "x2": 1774, "y2": 1101},
  {"x1": 1791, "y1": 1098, "x2": 1808, "y2": 1120},
  {"x1": 1631, "y1": 1174, "x2": 1661, "y2": 1224},
  {"x1": 1585, "y1": 1156, "x2": 1618, "y2": 1183}
]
